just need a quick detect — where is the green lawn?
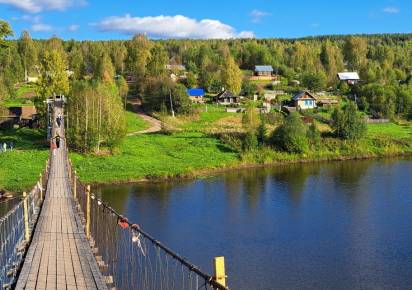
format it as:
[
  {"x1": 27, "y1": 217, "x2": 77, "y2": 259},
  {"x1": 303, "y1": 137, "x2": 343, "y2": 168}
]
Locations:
[
  {"x1": 0, "y1": 128, "x2": 48, "y2": 191},
  {"x1": 181, "y1": 110, "x2": 232, "y2": 132},
  {"x1": 368, "y1": 123, "x2": 412, "y2": 139},
  {"x1": 70, "y1": 132, "x2": 239, "y2": 184},
  {"x1": 125, "y1": 111, "x2": 150, "y2": 133},
  {"x1": 4, "y1": 98, "x2": 34, "y2": 107}
]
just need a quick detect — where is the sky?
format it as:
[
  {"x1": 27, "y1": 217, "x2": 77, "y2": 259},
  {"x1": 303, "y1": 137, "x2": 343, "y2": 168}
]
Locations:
[{"x1": 0, "y1": 0, "x2": 411, "y2": 40}]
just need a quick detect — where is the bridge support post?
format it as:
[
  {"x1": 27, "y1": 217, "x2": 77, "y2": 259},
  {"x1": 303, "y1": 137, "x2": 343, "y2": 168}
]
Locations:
[
  {"x1": 73, "y1": 171, "x2": 77, "y2": 200},
  {"x1": 23, "y1": 192, "x2": 30, "y2": 242},
  {"x1": 39, "y1": 173, "x2": 43, "y2": 201},
  {"x1": 86, "y1": 185, "x2": 91, "y2": 239},
  {"x1": 214, "y1": 256, "x2": 227, "y2": 289}
]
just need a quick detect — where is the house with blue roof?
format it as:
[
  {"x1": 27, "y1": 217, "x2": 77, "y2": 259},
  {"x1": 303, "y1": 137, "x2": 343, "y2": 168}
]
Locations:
[
  {"x1": 187, "y1": 88, "x2": 205, "y2": 103},
  {"x1": 254, "y1": 65, "x2": 274, "y2": 77}
]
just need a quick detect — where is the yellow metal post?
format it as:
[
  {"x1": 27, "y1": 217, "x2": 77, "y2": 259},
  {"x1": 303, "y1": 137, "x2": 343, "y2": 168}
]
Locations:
[
  {"x1": 23, "y1": 192, "x2": 30, "y2": 242},
  {"x1": 214, "y1": 256, "x2": 227, "y2": 289},
  {"x1": 73, "y1": 170, "x2": 77, "y2": 200},
  {"x1": 86, "y1": 185, "x2": 91, "y2": 239}
]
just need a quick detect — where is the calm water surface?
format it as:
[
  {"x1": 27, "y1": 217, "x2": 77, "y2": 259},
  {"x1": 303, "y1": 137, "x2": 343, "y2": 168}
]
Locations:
[{"x1": 95, "y1": 158, "x2": 412, "y2": 290}]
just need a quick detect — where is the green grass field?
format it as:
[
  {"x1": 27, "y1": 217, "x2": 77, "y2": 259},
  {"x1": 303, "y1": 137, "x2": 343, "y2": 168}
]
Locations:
[
  {"x1": 368, "y1": 123, "x2": 412, "y2": 139},
  {"x1": 0, "y1": 128, "x2": 48, "y2": 191},
  {"x1": 125, "y1": 111, "x2": 150, "y2": 133},
  {"x1": 70, "y1": 132, "x2": 239, "y2": 184}
]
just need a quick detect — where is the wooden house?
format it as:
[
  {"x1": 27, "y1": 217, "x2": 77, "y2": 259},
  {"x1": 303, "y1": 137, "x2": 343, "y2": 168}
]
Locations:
[
  {"x1": 214, "y1": 90, "x2": 240, "y2": 106},
  {"x1": 337, "y1": 72, "x2": 360, "y2": 85},
  {"x1": 0, "y1": 106, "x2": 38, "y2": 128},
  {"x1": 187, "y1": 88, "x2": 205, "y2": 103},
  {"x1": 254, "y1": 65, "x2": 273, "y2": 77},
  {"x1": 292, "y1": 91, "x2": 317, "y2": 110}
]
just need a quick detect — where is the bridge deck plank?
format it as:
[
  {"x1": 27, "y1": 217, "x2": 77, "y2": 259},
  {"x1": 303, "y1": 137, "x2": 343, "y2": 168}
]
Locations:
[{"x1": 16, "y1": 105, "x2": 108, "y2": 290}]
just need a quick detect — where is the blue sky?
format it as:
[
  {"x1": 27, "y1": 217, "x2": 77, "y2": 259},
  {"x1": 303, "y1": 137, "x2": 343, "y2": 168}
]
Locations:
[{"x1": 0, "y1": 0, "x2": 411, "y2": 40}]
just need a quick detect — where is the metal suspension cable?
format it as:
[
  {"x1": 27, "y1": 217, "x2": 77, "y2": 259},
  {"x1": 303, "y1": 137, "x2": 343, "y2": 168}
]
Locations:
[{"x1": 89, "y1": 195, "x2": 228, "y2": 290}]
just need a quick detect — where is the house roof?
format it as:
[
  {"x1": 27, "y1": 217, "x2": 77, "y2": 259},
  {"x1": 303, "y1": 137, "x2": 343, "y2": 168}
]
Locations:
[
  {"x1": 292, "y1": 91, "x2": 317, "y2": 101},
  {"x1": 187, "y1": 88, "x2": 205, "y2": 97},
  {"x1": 216, "y1": 90, "x2": 235, "y2": 99},
  {"x1": 337, "y1": 72, "x2": 360, "y2": 81},
  {"x1": 166, "y1": 64, "x2": 186, "y2": 71},
  {"x1": 255, "y1": 65, "x2": 274, "y2": 72}
]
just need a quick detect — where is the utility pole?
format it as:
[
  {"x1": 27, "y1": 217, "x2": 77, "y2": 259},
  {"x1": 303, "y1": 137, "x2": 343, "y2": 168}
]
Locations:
[{"x1": 169, "y1": 89, "x2": 175, "y2": 118}]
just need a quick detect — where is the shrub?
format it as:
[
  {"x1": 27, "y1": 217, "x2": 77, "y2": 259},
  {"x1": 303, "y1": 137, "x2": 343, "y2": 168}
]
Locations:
[
  {"x1": 269, "y1": 112, "x2": 308, "y2": 153},
  {"x1": 331, "y1": 101, "x2": 367, "y2": 140}
]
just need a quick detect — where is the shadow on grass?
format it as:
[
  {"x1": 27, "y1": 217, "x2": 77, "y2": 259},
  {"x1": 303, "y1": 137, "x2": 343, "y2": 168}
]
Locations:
[{"x1": 0, "y1": 128, "x2": 48, "y2": 150}]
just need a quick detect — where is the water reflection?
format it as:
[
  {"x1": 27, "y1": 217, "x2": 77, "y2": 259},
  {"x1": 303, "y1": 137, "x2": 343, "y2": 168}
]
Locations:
[{"x1": 95, "y1": 158, "x2": 412, "y2": 290}]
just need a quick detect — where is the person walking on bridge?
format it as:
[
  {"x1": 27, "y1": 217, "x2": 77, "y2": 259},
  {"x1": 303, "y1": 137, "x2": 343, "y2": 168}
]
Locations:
[
  {"x1": 56, "y1": 113, "x2": 62, "y2": 128},
  {"x1": 50, "y1": 133, "x2": 63, "y2": 155}
]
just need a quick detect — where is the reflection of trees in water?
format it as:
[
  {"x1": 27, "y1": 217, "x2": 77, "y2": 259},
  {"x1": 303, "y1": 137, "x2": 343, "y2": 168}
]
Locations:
[
  {"x1": 95, "y1": 185, "x2": 131, "y2": 212},
  {"x1": 270, "y1": 164, "x2": 321, "y2": 203},
  {"x1": 222, "y1": 168, "x2": 268, "y2": 209},
  {"x1": 324, "y1": 160, "x2": 373, "y2": 202},
  {"x1": 328, "y1": 160, "x2": 371, "y2": 185}
]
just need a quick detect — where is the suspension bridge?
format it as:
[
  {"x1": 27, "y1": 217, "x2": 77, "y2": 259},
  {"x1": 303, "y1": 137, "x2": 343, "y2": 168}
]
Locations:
[{"x1": 0, "y1": 100, "x2": 229, "y2": 290}]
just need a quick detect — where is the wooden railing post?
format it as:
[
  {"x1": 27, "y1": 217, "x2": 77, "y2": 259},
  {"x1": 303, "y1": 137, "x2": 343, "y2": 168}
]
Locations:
[
  {"x1": 86, "y1": 185, "x2": 91, "y2": 239},
  {"x1": 39, "y1": 173, "x2": 43, "y2": 201},
  {"x1": 73, "y1": 170, "x2": 77, "y2": 200},
  {"x1": 22, "y1": 192, "x2": 30, "y2": 242}
]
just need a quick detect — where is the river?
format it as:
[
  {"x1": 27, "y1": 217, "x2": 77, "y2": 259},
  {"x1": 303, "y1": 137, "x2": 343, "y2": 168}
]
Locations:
[{"x1": 88, "y1": 158, "x2": 412, "y2": 289}]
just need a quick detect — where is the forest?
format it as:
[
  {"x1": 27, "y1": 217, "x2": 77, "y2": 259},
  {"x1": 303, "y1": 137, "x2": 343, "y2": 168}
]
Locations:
[{"x1": 0, "y1": 19, "x2": 412, "y2": 154}]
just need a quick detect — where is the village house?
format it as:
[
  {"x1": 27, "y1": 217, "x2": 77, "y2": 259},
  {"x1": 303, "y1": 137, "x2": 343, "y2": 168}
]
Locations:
[
  {"x1": 0, "y1": 106, "x2": 38, "y2": 128},
  {"x1": 165, "y1": 64, "x2": 186, "y2": 72},
  {"x1": 214, "y1": 90, "x2": 240, "y2": 106},
  {"x1": 264, "y1": 90, "x2": 285, "y2": 102},
  {"x1": 292, "y1": 91, "x2": 317, "y2": 110},
  {"x1": 166, "y1": 64, "x2": 186, "y2": 82},
  {"x1": 187, "y1": 88, "x2": 205, "y2": 103},
  {"x1": 337, "y1": 72, "x2": 360, "y2": 85},
  {"x1": 254, "y1": 65, "x2": 274, "y2": 77}
]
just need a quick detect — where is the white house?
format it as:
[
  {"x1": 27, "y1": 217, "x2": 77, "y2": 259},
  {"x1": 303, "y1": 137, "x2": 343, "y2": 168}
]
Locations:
[{"x1": 292, "y1": 91, "x2": 317, "y2": 110}]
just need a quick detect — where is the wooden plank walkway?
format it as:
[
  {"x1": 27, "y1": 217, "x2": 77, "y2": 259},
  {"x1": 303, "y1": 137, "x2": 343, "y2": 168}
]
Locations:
[{"x1": 16, "y1": 105, "x2": 108, "y2": 290}]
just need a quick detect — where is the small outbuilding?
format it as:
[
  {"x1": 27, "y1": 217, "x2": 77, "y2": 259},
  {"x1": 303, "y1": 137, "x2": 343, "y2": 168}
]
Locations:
[
  {"x1": 292, "y1": 91, "x2": 317, "y2": 110},
  {"x1": 337, "y1": 72, "x2": 360, "y2": 85},
  {"x1": 187, "y1": 88, "x2": 205, "y2": 103},
  {"x1": 254, "y1": 65, "x2": 274, "y2": 77},
  {"x1": 214, "y1": 90, "x2": 240, "y2": 106}
]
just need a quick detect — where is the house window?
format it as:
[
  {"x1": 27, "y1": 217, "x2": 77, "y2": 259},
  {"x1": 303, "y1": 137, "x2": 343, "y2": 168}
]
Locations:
[{"x1": 305, "y1": 100, "x2": 312, "y2": 106}]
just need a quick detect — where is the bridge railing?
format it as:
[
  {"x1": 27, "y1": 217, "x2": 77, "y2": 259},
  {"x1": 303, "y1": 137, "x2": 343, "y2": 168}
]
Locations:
[
  {"x1": 68, "y1": 165, "x2": 229, "y2": 290},
  {"x1": 0, "y1": 158, "x2": 50, "y2": 289}
]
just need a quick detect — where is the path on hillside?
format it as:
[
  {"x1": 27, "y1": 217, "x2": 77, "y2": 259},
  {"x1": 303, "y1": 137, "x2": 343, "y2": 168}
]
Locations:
[{"x1": 127, "y1": 98, "x2": 162, "y2": 135}]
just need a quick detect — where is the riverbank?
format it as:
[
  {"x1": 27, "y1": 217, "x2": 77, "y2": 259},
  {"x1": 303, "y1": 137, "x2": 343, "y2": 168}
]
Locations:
[
  {"x1": 85, "y1": 150, "x2": 412, "y2": 186},
  {"x1": 71, "y1": 122, "x2": 412, "y2": 186},
  {"x1": 2, "y1": 121, "x2": 412, "y2": 192}
]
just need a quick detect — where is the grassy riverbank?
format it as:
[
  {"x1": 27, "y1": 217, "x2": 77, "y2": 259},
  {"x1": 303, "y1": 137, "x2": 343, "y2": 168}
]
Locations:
[
  {"x1": 2, "y1": 111, "x2": 412, "y2": 191},
  {"x1": 69, "y1": 120, "x2": 412, "y2": 186},
  {"x1": 70, "y1": 132, "x2": 239, "y2": 184}
]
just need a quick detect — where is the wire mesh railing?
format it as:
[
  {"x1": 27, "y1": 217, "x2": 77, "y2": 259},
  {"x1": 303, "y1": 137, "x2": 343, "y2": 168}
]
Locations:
[
  {"x1": 68, "y1": 164, "x2": 229, "y2": 290},
  {"x1": 0, "y1": 159, "x2": 49, "y2": 289}
]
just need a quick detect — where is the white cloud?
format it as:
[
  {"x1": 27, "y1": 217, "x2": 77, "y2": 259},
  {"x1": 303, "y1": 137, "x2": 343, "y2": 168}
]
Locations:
[
  {"x1": 95, "y1": 14, "x2": 254, "y2": 39},
  {"x1": 0, "y1": 0, "x2": 86, "y2": 13},
  {"x1": 382, "y1": 6, "x2": 400, "y2": 14},
  {"x1": 68, "y1": 24, "x2": 79, "y2": 32},
  {"x1": 250, "y1": 9, "x2": 270, "y2": 23},
  {"x1": 31, "y1": 23, "x2": 52, "y2": 32}
]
